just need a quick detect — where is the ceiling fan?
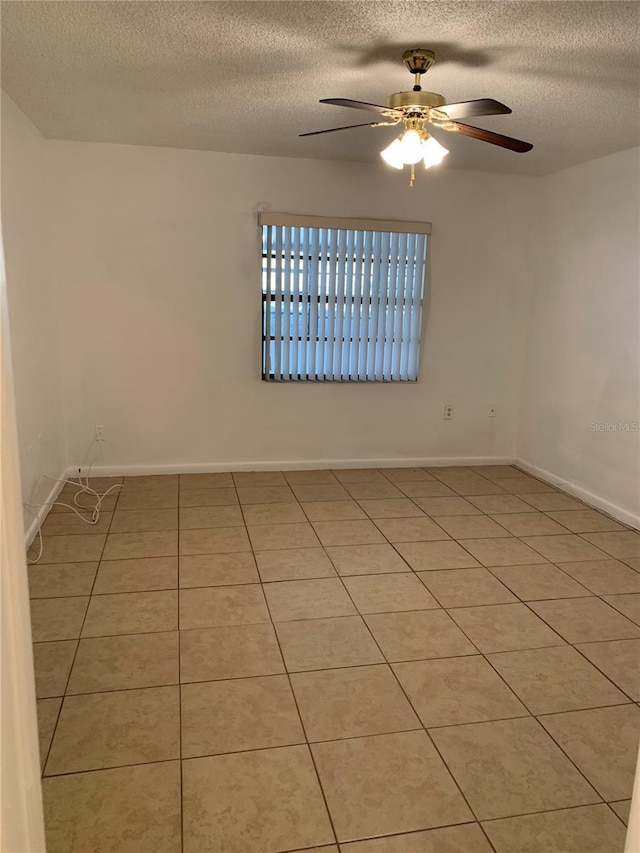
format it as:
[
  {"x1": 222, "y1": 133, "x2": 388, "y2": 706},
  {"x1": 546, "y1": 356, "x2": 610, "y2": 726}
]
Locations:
[{"x1": 300, "y1": 49, "x2": 533, "y2": 186}]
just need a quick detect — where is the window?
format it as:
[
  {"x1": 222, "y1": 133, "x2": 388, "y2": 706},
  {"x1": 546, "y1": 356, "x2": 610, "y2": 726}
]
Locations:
[{"x1": 260, "y1": 213, "x2": 430, "y2": 382}]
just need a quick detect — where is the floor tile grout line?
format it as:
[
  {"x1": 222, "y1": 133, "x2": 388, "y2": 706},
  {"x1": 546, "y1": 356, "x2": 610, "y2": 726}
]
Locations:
[
  {"x1": 31, "y1": 580, "x2": 640, "y2": 640},
  {"x1": 564, "y1": 644, "x2": 639, "y2": 706},
  {"x1": 426, "y1": 708, "x2": 606, "y2": 827},
  {"x1": 480, "y1": 641, "x2": 633, "y2": 717},
  {"x1": 44, "y1": 634, "x2": 640, "y2": 692},
  {"x1": 316, "y1": 818, "x2": 486, "y2": 852},
  {"x1": 382, "y1": 520, "x2": 633, "y2": 716},
  {"x1": 42, "y1": 483, "x2": 122, "y2": 778},
  {"x1": 462, "y1": 547, "x2": 640, "y2": 705},
  {"x1": 35, "y1": 480, "x2": 632, "y2": 584},
  {"x1": 41, "y1": 574, "x2": 614, "y2": 605},
  {"x1": 36, "y1": 681, "x2": 639, "y2": 716},
  {"x1": 474, "y1": 811, "x2": 500, "y2": 852},
  {"x1": 57, "y1": 681, "x2": 181, "y2": 699},
  {"x1": 37, "y1": 699, "x2": 639, "y2": 783},
  {"x1": 413, "y1": 572, "x2": 517, "y2": 610},
  {"x1": 521, "y1": 714, "x2": 611, "y2": 804},
  {"x1": 402, "y1": 587, "x2": 553, "y2": 728},
  {"x1": 493, "y1": 557, "x2": 640, "y2": 605},
  {"x1": 592, "y1": 593, "x2": 640, "y2": 626},
  {"x1": 517, "y1": 593, "x2": 639, "y2": 660},
  {"x1": 34, "y1": 476, "x2": 630, "y2": 566},
  {"x1": 481, "y1": 562, "x2": 594, "y2": 600},
  {"x1": 42, "y1": 756, "x2": 182, "y2": 780},
  {"x1": 36, "y1": 512, "x2": 640, "y2": 543},
  {"x1": 491, "y1": 589, "x2": 636, "y2": 801},
  {"x1": 30, "y1": 568, "x2": 639, "y2": 636},
  {"x1": 604, "y1": 801, "x2": 632, "y2": 830},
  {"x1": 42, "y1": 751, "x2": 626, "y2": 847},
  {"x1": 326, "y1": 564, "x2": 496, "y2": 845},
  {"x1": 574, "y1": 529, "x2": 639, "y2": 555},
  {"x1": 32, "y1": 628, "x2": 639, "y2": 679},
  {"x1": 247, "y1": 518, "x2": 343, "y2": 853},
  {"x1": 478, "y1": 798, "x2": 630, "y2": 826},
  {"x1": 532, "y1": 700, "x2": 637, "y2": 720}
]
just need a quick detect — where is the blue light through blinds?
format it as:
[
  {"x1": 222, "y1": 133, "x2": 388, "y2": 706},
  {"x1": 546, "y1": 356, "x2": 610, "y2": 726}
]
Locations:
[{"x1": 261, "y1": 221, "x2": 429, "y2": 382}]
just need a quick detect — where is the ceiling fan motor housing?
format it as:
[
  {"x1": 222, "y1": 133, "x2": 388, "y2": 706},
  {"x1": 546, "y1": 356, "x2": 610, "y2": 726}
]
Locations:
[
  {"x1": 402, "y1": 49, "x2": 436, "y2": 75},
  {"x1": 386, "y1": 90, "x2": 446, "y2": 112}
]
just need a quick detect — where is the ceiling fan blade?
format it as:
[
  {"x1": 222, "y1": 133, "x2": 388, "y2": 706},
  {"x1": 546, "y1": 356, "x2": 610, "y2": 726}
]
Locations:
[
  {"x1": 320, "y1": 98, "x2": 391, "y2": 114},
  {"x1": 436, "y1": 98, "x2": 512, "y2": 120},
  {"x1": 444, "y1": 121, "x2": 533, "y2": 152},
  {"x1": 299, "y1": 122, "x2": 380, "y2": 137}
]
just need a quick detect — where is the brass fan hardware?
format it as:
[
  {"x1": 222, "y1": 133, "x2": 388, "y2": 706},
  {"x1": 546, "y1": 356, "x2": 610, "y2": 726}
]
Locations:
[
  {"x1": 300, "y1": 49, "x2": 533, "y2": 187},
  {"x1": 402, "y1": 48, "x2": 436, "y2": 90}
]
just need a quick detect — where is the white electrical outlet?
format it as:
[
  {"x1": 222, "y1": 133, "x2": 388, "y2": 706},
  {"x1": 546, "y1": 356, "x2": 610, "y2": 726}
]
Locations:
[
  {"x1": 489, "y1": 406, "x2": 497, "y2": 418},
  {"x1": 443, "y1": 405, "x2": 454, "y2": 420},
  {"x1": 95, "y1": 424, "x2": 106, "y2": 442}
]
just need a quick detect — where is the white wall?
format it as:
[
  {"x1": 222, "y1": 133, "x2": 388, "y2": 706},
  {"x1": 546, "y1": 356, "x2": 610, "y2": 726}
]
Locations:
[
  {"x1": 0, "y1": 232, "x2": 46, "y2": 852},
  {"x1": 46, "y1": 139, "x2": 538, "y2": 471},
  {"x1": 519, "y1": 147, "x2": 640, "y2": 519},
  {"x1": 1, "y1": 95, "x2": 66, "y2": 529},
  {"x1": 3, "y1": 94, "x2": 638, "y2": 519}
]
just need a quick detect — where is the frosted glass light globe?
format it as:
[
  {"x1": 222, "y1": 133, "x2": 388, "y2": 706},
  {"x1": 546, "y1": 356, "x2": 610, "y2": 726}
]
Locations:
[
  {"x1": 422, "y1": 136, "x2": 449, "y2": 168},
  {"x1": 399, "y1": 129, "x2": 424, "y2": 164},
  {"x1": 380, "y1": 138, "x2": 404, "y2": 169}
]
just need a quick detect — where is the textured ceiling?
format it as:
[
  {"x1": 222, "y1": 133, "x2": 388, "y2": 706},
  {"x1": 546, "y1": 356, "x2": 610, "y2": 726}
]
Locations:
[{"x1": 2, "y1": 1, "x2": 639, "y2": 175}]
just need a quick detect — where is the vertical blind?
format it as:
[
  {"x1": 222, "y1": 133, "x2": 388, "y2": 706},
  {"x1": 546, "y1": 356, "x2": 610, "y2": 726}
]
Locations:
[{"x1": 260, "y1": 213, "x2": 430, "y2": 382}]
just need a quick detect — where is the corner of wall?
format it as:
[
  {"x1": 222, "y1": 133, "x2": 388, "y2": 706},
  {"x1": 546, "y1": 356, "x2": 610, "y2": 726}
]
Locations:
[
  {"x1": 1, "y1": 92, "x2": 69, "y2": 535},
  {"x1": 515, "y1": 147, "x2": 640, "y2": 521},
  {"x1": 513, "y1": 171, "x2": 545, "y2": 461}
]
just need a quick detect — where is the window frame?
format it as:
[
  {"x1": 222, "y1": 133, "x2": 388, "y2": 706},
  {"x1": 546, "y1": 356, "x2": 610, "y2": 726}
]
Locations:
[{"x1": 258, "y1": 212, "x2": 431, "y2": 383}]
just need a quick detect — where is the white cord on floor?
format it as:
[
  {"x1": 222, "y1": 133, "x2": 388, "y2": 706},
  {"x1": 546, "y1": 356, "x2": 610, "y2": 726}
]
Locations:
[{"x1": 24, "y1": 440, "x2": 122, "y2": 565}]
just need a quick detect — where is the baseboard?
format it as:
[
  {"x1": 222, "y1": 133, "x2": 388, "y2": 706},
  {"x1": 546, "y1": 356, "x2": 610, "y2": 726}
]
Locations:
[
  {"x1": 25, "y1": 456, "x2": 515, "y2": 546},
  {"x1": 26, "y1": 457, "x2": 637, "y2": 545},
  {"x1": 516, "y1": 458, "x2": 640, "y2": 530},
  {"x1": 87, "y1": 457, "x2": 637, "y2": 528},
  {"x1": 24, "y1": 474, "x2": 66, "y2": 547},
  {"x1": 79, "y1": 455, "x2": 516, "y2": 477}
]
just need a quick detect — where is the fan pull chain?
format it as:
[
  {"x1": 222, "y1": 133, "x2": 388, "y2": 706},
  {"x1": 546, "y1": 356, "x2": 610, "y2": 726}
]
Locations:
[{"x1": 409, "y1": 163, "x2": 415, "y2": 188}]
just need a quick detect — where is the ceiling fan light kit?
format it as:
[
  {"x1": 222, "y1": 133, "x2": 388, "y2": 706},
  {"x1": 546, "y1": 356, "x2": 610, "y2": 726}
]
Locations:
[
  {"x1": 300, "y1": 49, "x2": 533, "y2": 187},
  {"x1": 381, "y1": 131, "x2": 449, "y2": 171}
]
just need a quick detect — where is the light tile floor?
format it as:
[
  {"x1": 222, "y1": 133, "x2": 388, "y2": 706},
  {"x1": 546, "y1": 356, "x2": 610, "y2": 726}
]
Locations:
[{"x1": 28, "y1": 465, "x2": 639, "y2": 853}]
